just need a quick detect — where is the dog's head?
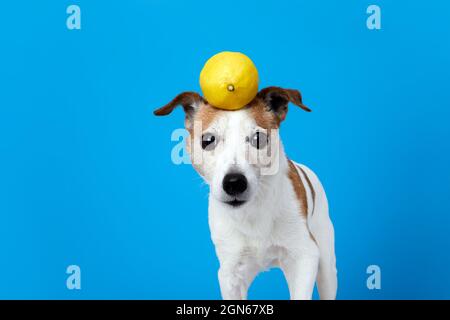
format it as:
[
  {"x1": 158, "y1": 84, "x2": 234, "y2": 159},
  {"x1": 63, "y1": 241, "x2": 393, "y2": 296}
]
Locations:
[{"x1": 154, "y1": 87, "x2": 310, "y2": 209}]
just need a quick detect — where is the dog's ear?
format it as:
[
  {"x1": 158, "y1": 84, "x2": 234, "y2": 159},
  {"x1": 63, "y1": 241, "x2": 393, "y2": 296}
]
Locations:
[
  {"x1": 154, "y1": 92, "x2": 205, "y2": 122},
  {"x1": 257, "y1": 86, "x2": 311, "y2": 122}
]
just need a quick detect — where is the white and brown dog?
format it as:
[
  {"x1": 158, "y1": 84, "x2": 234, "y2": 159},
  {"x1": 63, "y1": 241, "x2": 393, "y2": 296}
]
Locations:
[{"x1": 154, "y1": 87, "x2": 337, "y2": 300}]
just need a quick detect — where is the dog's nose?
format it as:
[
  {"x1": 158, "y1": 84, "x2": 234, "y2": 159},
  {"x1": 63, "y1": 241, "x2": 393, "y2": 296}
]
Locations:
[{"x1": 222, "y1": 173, "x2": 248, "y2": 196}]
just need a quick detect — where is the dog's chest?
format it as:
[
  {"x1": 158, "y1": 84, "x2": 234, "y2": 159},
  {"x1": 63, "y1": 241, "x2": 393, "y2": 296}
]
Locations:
[{"x1": 243, "y1": 241, "x2": 288, "y2": 270}]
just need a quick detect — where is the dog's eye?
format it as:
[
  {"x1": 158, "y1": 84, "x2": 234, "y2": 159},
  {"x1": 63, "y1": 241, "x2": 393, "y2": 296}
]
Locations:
[
  {"x1": 250, "y1": 131, "x2": 268, "y2": 149},
  {"x1": 201, "y1": 133, "x2": 217, "y2": 151}
]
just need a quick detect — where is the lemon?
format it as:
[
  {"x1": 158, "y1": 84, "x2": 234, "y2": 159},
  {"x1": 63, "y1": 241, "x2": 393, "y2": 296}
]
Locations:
[{"x1": 199, "y1": 51, "x2": 259, "y2": 110}]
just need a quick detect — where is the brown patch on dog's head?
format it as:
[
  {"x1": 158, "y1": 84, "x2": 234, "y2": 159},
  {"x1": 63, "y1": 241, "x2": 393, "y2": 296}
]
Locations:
[
  {"x1": 256, "y1": 86, "x2": 311, "y2": 124},
  {"x1": 247, "y1": 97, "x2": 281, "y2": 129},
  {"x1": 193, "y1": 104, "x2": 225, "y2": 132},
  {"x1": 154, "y1": 91, "x2": 206, "y2": 130},
  {"x1": 154, "y1": 92, "x2": 205, "y2": 116},
  {"x1": 186, "y1": 104, "x2": 225, "y2": 178},
  {"x1": 154, "y1": 91, "x2": 226, "y2": 134},
  {"x1": 243, "y1": 86, "x2": 310, "y2": 130}
]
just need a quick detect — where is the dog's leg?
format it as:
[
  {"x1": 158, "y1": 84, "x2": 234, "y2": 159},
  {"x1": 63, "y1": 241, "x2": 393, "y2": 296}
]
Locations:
[
  {"x1": 281, "y1": 254, "x2": 319, "y2": 300},
  {"x1": 316, "y1": 254, "x2": 337, "y2": 300},
  {"x1": 217, "y1": 257, "x2": 259, "y2": 300}
]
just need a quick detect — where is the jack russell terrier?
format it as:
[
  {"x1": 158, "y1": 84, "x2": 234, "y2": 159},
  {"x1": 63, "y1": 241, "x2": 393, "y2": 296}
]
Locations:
[{"x1": 154, "y1": 86, "x2": 337, "y2": 300}]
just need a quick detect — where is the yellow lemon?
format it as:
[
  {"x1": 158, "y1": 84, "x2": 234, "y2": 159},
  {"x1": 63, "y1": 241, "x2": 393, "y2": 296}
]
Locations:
[{"x1": 200, "y1": 51, "x2": 259, "y2": 110}]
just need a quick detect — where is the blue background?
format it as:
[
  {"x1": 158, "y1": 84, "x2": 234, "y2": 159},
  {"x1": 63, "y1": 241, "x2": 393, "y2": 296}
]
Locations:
[{"x1": 0, "y1": 0, "x2": 449, "y2": 299}]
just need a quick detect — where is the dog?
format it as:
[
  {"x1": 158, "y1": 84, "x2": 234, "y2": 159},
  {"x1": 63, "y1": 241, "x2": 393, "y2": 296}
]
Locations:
[{"x1": 154, "y1": 86, "x2": 337, "y2": 300}]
